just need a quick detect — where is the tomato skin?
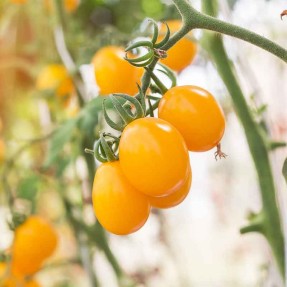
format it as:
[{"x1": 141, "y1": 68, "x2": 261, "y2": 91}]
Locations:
[
  {"x1": 92, "y1": 161, "x2": 150, "y2": 235},
  {"x1": 12, "y1": 216, "x2": 58, "y2": 276},
  {"x1": 119, "y1": 117, "x2": 190, "y2": 197},
  {"x1": 148, "y1": 166, "x2": 191, "y2": 209},
  {"x1": 158, "y1": 85, "x2": 225, "y2": 152},
  {"x1": 158, "y1": 20, "x2": 197, "y2": 72},
  {"x1": 92, "y1": 46, "x2": 143, "y2": 95}
]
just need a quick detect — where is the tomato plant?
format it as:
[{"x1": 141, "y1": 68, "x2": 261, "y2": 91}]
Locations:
[
  {"x1": 92, "y1": 161, "x2": 150, "y2": 235},
  {"x1": 158, "y1": 85, "x2": 225, "y2": 152},
  {"x1": 2, "y1": 0, "x2": 287, "y2": 284}
]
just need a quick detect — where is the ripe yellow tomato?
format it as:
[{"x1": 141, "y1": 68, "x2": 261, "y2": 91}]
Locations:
[
  {"x1": 119, "y1": 117, "x2": 190, "y2": 197},
  {"x1": 12, "y1": 216, "x2": 58, "y2": 276},
  {"x1": 92, "y1": 46, "x2": 143, "y2": 95},
  {"x1": 158, "y1": 85, "x2": 225, "y2": 152},
  {"x1": 148, "y1": 166, "x2": 191, "y2": 209},
  {"x1": 36, "y1": 64, "x2": 74, "y2": 97},
  {"x1": 92, "y1": 161, "x2": 150, "y2": 235},
  {"x1": 64, "y1": 0, "x2": 80, "y2": 13},
  {"x1": 158, "y1": 20, "x2": 197, "y2": 72}
]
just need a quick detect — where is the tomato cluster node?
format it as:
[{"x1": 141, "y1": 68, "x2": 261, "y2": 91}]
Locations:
[
  {"x1": 124, "y1": 19, "x2": 170, "y2": 67},
  {"x1": 86, "y1": 133, "x2": 119, "y2": 163},
  {"x1": 103, "y1": 87, "x2": 146, "y2": 131}
]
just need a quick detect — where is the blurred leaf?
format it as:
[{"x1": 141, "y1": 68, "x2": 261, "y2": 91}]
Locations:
[
  {"x1": 55, "y1": 157, "x2": 71, "y2": 177},
  {"x1": 17, "y1": 174, "x2": 41, "y2": 200},
  {"x1": 44, "y1": 118, "x2": 79, "y2": 167},
  {"x1": 78, "y1": 96, "x2": 115, "y2": 135},
  {"x1": 141, "y1": 0, "x2": 163, "y2": 19}
]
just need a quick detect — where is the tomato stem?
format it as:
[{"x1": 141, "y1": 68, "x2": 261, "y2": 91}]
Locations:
[
  {"x1": 171, "y1": 0, "x2": 287, "y2": 63},
  {"x1": 201, "y1": 0, "x2": 285, "y2": 279},
  {"x1": 144, "y1": 67, "x2": 168, "y2": 94}
]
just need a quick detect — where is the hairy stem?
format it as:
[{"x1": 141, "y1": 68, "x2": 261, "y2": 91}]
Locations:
[
  {"x1": 200, "y1": 0, "x2": 285, "y2": 279},
  {"x1": 172, "y1": 0, "x2": 287, "y2": 63}
]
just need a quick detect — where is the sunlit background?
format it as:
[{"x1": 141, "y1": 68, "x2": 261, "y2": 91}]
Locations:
[{"x1": 0, "y1": 0, "x2": 287, "y2": 286}]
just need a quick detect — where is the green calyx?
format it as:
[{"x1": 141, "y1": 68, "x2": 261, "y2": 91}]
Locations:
[
  {"x1": 0, "y1": 253, "x2": 10, "y2": 263},
  {"x1": 85, "y1": 133, "x2": 119, "y2": 163},
  {"x1": 8, "y1": 213, "x2": 27, "y2": 231},
  {"x1": 124, "y1": 19, "x2": 170, "y2": 68},
  {"x1": 103, "y1": 91, "x2": 145, "y2": 132}
]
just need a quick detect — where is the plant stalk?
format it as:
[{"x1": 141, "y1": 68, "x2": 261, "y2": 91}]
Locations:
[{"x1": 199, "y1": 0, "x2": 285, "y2": 279}]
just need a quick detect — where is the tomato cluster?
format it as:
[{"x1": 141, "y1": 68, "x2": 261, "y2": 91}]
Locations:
[
  {"x1": 0, "y1": 216, "x2": 58, "y2": 286},
  {"x1": 88, "y1": 20, "x2": 225, "y2": 235}
]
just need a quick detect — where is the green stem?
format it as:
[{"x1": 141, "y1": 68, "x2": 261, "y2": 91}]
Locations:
[
  {"x1": 82, "y1": 135, "x2": 125, "y2": 282},
  {"x1": 140, "y1": 24, "x2": 191, "y2": 94},
  {"x1": 172, "y1": 0, "x2": 287, "y2": 63},
  {"x1": 145, "y1": 68, "x2": 168, "y2": 94},
  {"x1": 200, "y1": 0, "x2": 285, "y2": 279}
]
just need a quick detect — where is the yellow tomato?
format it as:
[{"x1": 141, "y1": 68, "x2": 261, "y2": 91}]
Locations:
[
  {"x1": 64, "y1": 0, "x2": 80, "y2": 13},
  {"x1": 92, "y1": 161, "x2": 150, "y2": 235},
  {"x1": 12, "y1": 216, "x2": 58, "y2": 276},
  {"x1": 92, "y1": 46, "x2": 143, "y2": 95},
  {"x1": 119, "y1": 117, "x2": 190, "y2": 197},
  {"x1": 148, "y1": 166, "x2": 192, "y2": 209},
  {"x1": 36, "y1": 64, "x2": 74, "y2": 97},
  {"x1": 158, "y1": 20, "x2": 197, "y2": 72},
  {"x1": 158, "y1": 85, "x2": 225, "y2": 152}
]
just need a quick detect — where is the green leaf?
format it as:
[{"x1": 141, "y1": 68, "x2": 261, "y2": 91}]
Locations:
[
  {"x1": 44, "y1": 118, "x2": 78, "y2": 167},
  {"x1": 78, "y1": 96, "x2": 114, "y2": 134},
  {"x1": 17, "y1": 174, "x2": 41, "y2": 200}
]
